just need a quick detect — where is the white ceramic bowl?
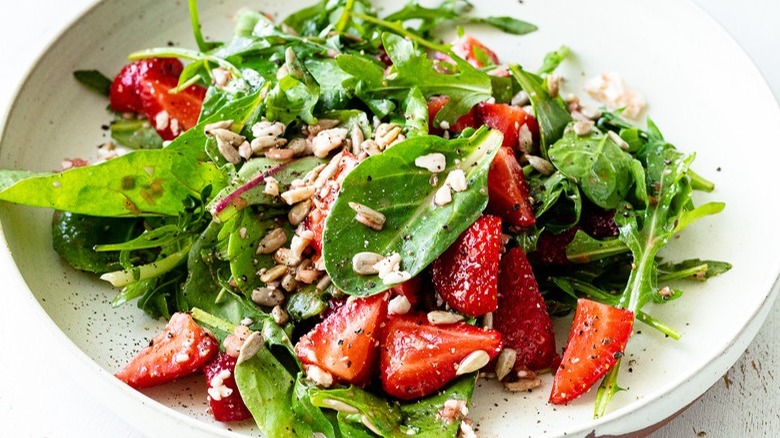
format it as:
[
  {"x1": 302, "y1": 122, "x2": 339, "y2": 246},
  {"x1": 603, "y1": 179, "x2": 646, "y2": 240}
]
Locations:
[{"x1": 1, "y1": 0, "x2": 779, "y2": 436}]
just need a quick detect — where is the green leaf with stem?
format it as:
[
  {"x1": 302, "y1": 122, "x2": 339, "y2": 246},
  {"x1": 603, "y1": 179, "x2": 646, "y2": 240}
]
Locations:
[
  {"x1": 187, "y1": 0, "x2": 220, "y2": 52},
  {"x1": 73, "y1": 70, "x2": 112, "y2": 96}
]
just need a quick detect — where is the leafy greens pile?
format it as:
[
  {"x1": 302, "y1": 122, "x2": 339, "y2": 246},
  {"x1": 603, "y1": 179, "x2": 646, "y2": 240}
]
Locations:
[{"x1": 0, "y1": 0, "x2": 729, "y2": 435}]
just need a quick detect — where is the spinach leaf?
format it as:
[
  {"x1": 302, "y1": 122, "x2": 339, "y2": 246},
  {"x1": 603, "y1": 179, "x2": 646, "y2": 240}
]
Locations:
[
  {"x1": 227, "y1": 212, "x2": 277, "y2": 293},
  {"x1": 548, "y1": 126, "x2": 633, "y2": 210},
  {"x1": 0, "y1": 170, "x2": 41, "y2": 190},
  {"x1": 471, "y1": 16, "x2": 537, "y2": 35},
  {"x1": 323, "y1": 127, "x2": 502, "y2": 296},
  {"x1": 235, "y1": 347, "x2": 300, "y2": 438},
  {"x1": 537, "y1": 45, "x2": 570, "y2": 75},
  {"x1": 52, "y1": 212, "x2": 143, "y2": 273},
  {"x1": 73, "y1": 70, "x2": 112, "y2": 96},
  {"x1": 309, "y1": 385, "x2": 407, "y2": 437},
  {"x1": 110, "y1": 119, "x2": 164, "y2": 150},
  {"x1": 0, "y1": 150, "x2": 226, "y2": 217},
  {"x1": 509, "y1": 65, "x2": 571, "y2": 159},
  {"x1": 400, "y1": 375, "x2": 475, "y2": 436}
]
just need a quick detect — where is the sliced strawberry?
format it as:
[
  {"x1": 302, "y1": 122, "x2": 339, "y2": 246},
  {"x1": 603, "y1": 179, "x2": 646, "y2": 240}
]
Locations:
[
  {"x1": 550, "y1": 299, "x2": 634, "y2": 404},
  {"x1": 432, "y1": 215, "x2": 502, "y2": 317},
  {"x1": 487, "y1": 147, "x2": 536, "y2": 229},
  {"x1": 204, "y1": 352, "x2": 252, "y2": 422},
  {"x1": 580, "y1": 201, "x2": 619, "y2": 240},
  {"x1": 116, "y1": 312, "x2": 219, "y2": 389},
  {"x1": 381, "y1": 315, "x2": 502, "y2": 400},
  {"x1": 138, "y1": 74, "x2": 206, "y2": 140},
  {"x1": 435, "y1": 34, "x2": 500, "y2": 68},
  {"x1": 494, "y1": 248, "x2": 556, "y2": 371},
  {"x1": 109, "y1": 58, "x2": 184, "y2": 113},
  {"x1": 390, "y1": 275, "x2": 422, "y2": 308},
  {"x1": 476, "y1": 102, "x2": 539, "y2": 149},
  {"x1": 305, "y1": 152, "x2": 358, "y2": 254},
  {"x1": 295, "y1": 293, "x2": 388, "y2": 386},
  {"x1": 427, "y1": 95, "x2": 479, "y2": 134}
]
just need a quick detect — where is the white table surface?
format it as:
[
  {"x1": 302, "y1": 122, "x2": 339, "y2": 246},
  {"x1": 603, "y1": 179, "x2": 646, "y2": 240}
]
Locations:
[{"x1": 0, "y1": 1, "x2": 778, "y2": 437}]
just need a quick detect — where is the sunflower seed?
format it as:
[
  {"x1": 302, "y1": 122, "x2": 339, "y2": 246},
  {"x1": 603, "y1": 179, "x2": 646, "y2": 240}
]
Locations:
[
  {"x1": 573, "y1": 120, "x2": 595, "y2": 136},
  {"x1": 608, "y1": 130, "x2": 631, "y2": 151},
  {"x1": 204, "y1": 120, "x2": 233, "y2": 135},
  {"x1": 237, "y1": 331, "x2": 264, "y2": 365},
  {"x1": 373, "y1": 253, "x2": 401, "y2": 278},
  {"x1": 518, "y1": 123, "x2": 534, "y2": 153},
  {"x1": 427, "y1": 311, "x2": 464, "y2": 325},
  {"x1": 307, "y1": 119, "x2": 341, "y2": 136},
  {"x1": 483, "y1": 312, "x2": 494, "y2": 329},
  {"x1": 313, "y1": 152, "x2": 342, "y2": 189},
  {"x1": 351, "y1": 124, "x2": 365, "y2": 155},
  {"x1": 348, "y1": 202, "x2": 386, "y2": 230},
  {"x1": 265, "y1": 148, "x2": 295, "y2": 160},
  {"x1": 216, "y1": 136, "x2": 242, "y2": 164},
  {"x1": 526, "y1": 155, "x2": 555, "y2": 176},
  {"x1": 495, "y1": 348, "x2": 517, "y2": 382},
  {"x1": 511, "y1": 90, "x2": 530, "y2": 107},
  {"x1": 361, "y1": 415, "x2": 383, "y2": 436},
  {"x1": 271, "y1": 305, "x2": 289, "y2": 325},
  {"x1": 434, "y1": 184, "x2": 452, "y2": 207},
  {"x1": 290, "y1": 230, "x2": 314, "y2": 259},
  {"x1": 304, "y1": 364, "x2": 334, "y2": 388},
  {"x1": 374, "y1": 123, "x2": 402, "y2": 149},
  {"x1": 547, "y1": 73, "x2": 562, "y2": 98},
  {"x1": 503, "y1": 378, "x2": 542, "y2": 392},
  {"x1": 382, "y1": 270, "x2": 411, "y2": 285},
  {"x1": 580, "y1": 106, "x2": 601, "y2": 120},
  {"x1": 352, "y1": 252, "x2": 384, "y2": 275},
  {"x1": 455, "y1": 350, "x2": 490, "y2": 375},
  {"x1": 296, "y1": 264, "x2": 321, "y2": 284},
  {"x1": 281, "y1": 273, "x2": 298, "y2": 292},
  {"x1": 260, "y1": 264, "x2": 288, "y2": 283},
  {"x1": 252, "y1": 286, "x2": 285, "y2": 307},
  {"x1": 288, "y1": 137, "x2": 308, "y2": 156},
  {"x1": 360, "y1": 139, "x2": 382, "y2": 156},
  {"x1": 316, "y1": 274, "x2": 332, "y2": 291},
  {"x1": 274, "y1": 247, "x2": 301, "y2": 267},
  {"x1": 281, "y1": 185, "x2": 316, "y2": 205},
  {"x1": 311, "y1": 127, "x2": 349, "y2": 158},
  {"x1": 289, "y1": 199, "x2": 313, "y2": 226},
  {"x1": 257, "y1": 228, "x2": 287, "y2": 254}
]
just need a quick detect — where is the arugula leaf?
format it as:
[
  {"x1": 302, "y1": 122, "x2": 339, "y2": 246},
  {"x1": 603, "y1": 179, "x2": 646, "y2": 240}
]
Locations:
[
  {"x1": 527, "y1": 171, "x2": 581, "y2": 233},
  {"x1": 657, "y1": 258, "x2": 732, "y2": 282},
  {"x1": 548, "y1": 126, "x2": 633, "y2": 210},
  {"x1": 399, "y1": 375, "x2": 475, "y2": 436},
  {"x1": 470, "y1": 16, "x2": 537, "y2": 35},
  {"x1": 565, "y1": 230, "x2": 629, "y2": 263},
  {"x1": 323, "y1": 127, "x2": 502, "y2": 296},
  {"x1": 509, "y1": 65, "x2": 571, "y2": 159},
  {"x1": 403, "y1": 87, "x2": 429, "y2": 137},
  {"x1": 266, "y1": 48, "x2": 320, "y2": 125},
  {"x1": 537, "y1": 45, "x2": 570, "y2": 75},
  {"x1": 73, "y1": 70, "x2": 112, "y2": 96}
]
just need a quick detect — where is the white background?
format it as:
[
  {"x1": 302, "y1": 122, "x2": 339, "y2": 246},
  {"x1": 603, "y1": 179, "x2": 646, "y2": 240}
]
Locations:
[{"x1": 0, "y1": 0, "x2": 777, "y2": 436}]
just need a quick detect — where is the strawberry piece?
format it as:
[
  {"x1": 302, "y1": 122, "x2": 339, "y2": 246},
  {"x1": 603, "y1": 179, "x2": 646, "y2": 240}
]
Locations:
[
  {"x1": 138, "y1": 74, "x2": 206, "y2": 140},
  {"x1": 109, "y1": 58, "x2": 184, "y2": 113},
  {"x1": 487, "y1": 147, "x2": 536, "y2": 229},
  {"x1": 435, "y1": 34, "x2": 500, "y2": 68},
  {"x1": 580, "y1": 201, "x2": 619, "y2": 239},
  {"x1": 494, "y1": 248, "x2": 556, "y2": 371},
  {"x1": 305, "y1": 152, "x2": 358, "y2": 254},
  {"x1": 427, "y1": 95, "x2": 479, "y2": 134},
  {"x1": 295, "y1": 293, "x2": 388, "y2": 386},
  {"x1": 432, "y1": 215, "x2": 502, "y2": 317},
  {"x1": 550, "y1": 299, "x2": 634, "y2": 404},
  {"x1": 390, "y1": 275, "x2": 422, "y2": 308},
  {"x1": 116, "y1": 312, "x2": 219, "y2": 389},
  {"x1": 204, "y1": 352, "x2": 252, "y2": 422},
  {"x1": 380, "y1": 314, "x2": 503, "y2": 400},
  {"x1": 476, "y1": 102, "x2": 539, "y2": 149}
]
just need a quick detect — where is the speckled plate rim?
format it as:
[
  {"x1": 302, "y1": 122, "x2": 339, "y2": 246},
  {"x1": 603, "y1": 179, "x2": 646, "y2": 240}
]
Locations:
[{"x1": 0, "y1": 0, "x2": 779, "y2": 437}]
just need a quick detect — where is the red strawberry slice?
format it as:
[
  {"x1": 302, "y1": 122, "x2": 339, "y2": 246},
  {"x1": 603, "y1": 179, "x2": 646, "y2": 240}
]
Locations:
[
  {"x1": 579, "y1": 201, "x2": 619, "y2": 240},
  {"x1": 380, "y1": 314, "x2": 503, "y2": 400},
  {"x1": 115, "y1": 312, "x2": 219, "y2": 389},
  {"x1": 427, "y1": 95, "x2": 480, "y2": 134},
  {"x1": 390, "y1": 275, "x2": 422, "y2": 308},
  {"x1": 109, "y1": 58, "x2": 184, "y2": 113},
  {"x1": 432, "y1": 215, "x2": 502, "y2": 317},
  {"x1": 487, "y1": 147, "x2": 536, "y2": 229},
  {"x1": 494, "y1": 248, "x2": 557, "y2": 371},
  {"x1": 305, "y1": 152, "x2": 358, "y2": 254},
  {"x1": 204, "y1": 352, "x2": 252, "y2": 422},
  {"x1": 476, "y1": 102, "x2": 539, "y2": 149},
  {"x1": 530, "y1": 227, "x2": 579, "y2": 267},
  {"x1": 550, "y1": 299, "x2": 634, "y2": 404},
  {"x1": 138, "y1": 74, "x2": 206, "y2": 140},
  {"x1": 295, "y1": 293, "x2": 388, "y2": 386}
]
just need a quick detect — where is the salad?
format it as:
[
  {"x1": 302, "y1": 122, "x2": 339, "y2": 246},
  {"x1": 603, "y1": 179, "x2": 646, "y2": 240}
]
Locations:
[{"x1": 0, "y1": 0, "x2": 731, "y2": 436}]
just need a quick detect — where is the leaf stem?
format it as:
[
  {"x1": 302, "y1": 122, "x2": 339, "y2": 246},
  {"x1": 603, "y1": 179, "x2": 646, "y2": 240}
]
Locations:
[
  {"x1": 187, "y1": 0, "x2": 212, "y2": 52},
  {"x1": 687, "y1": 169, "x2": 715, "y2": 192},
  {"x1": 351, "y1": 12, "x2": 452, "y2": 53},
  {"x1": 594, "y1": 360, "x2": 623, "y2": 418},
  {"x1": 99, "y1": 247, "x2": 189, "y2": 287},
  {"x1": 128, "y1": 47, "x2": 242, "y2": 79},
  {"x1": 334, "y1": 0, "x2": 356, "y2": 33},
  {"x1": 635, "y1": 312, "x2": 681, "y2": 340},
  {"x1": 191, "y1": 307, "x2": 236, "y2": 333}
]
